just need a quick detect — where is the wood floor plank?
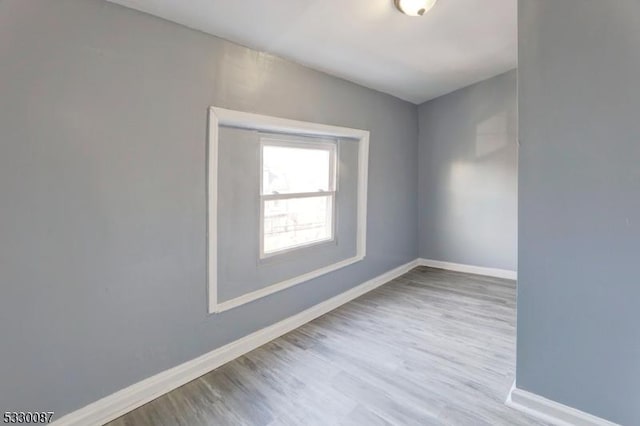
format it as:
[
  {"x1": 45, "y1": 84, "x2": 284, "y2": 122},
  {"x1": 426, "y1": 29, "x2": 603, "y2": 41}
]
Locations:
[{"x1": 107, "y1": 267, "x2": 547, "y2": 426}]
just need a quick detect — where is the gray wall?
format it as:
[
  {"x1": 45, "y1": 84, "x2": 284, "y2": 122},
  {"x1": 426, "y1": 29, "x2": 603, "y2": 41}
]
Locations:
[
  {"x1": 417, "y1": 70, "x2": 518, "y2": 271},
  {"x1": 518, "y1": 1, "x2": 640, "y2": 424},
  {"x1": 0, "y1": 0, "x2": 418, "y2": 417}
]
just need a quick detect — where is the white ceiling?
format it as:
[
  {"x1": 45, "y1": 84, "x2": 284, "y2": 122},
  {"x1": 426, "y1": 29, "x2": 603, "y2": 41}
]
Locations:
[{"x1": 107, "y1": 0, "x2": 517, "y2": 104}]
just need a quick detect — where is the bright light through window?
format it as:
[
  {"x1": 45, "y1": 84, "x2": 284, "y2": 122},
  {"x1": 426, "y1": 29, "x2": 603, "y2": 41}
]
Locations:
[
  {"x1": 263, "y1": 146, "x2": 331, "y2": 194},
  {"x1": 260, "y1": 137, "x2": 336, "y2": 257}
]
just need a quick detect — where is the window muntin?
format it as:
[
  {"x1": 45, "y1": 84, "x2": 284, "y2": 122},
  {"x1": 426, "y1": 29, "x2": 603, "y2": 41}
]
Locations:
[{"x1": 260, "y1": 136, "x2": 337, "y2": 257}]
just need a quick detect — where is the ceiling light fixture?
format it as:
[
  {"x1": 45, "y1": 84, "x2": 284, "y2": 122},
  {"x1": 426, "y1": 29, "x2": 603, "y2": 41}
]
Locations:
[{"x1": 394, "y1": 0, "x2": 438, "y2": 16}]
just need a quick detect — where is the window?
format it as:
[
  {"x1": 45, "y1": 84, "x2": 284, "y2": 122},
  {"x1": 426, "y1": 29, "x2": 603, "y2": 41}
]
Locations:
[
  {"x1": 260, "y1": 136, "x2": 337, "y2": 257},
  {"x1": 208, "y1": 106, "x2": 369, "y2": 313}
]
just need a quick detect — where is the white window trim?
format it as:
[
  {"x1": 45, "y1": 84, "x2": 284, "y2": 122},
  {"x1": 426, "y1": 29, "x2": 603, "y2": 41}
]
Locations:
[
  {"x1": 208, "y1": 107, "x2": 369, "y2": 314},
  {"x1": 259, "y1": 135, "x2": 338, "y2": 259}
]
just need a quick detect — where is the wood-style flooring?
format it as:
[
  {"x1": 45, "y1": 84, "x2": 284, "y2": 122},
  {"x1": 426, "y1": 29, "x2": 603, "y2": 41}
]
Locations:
[{"x1": 108, "y1": 267, "x2": 545, "y2": 426}]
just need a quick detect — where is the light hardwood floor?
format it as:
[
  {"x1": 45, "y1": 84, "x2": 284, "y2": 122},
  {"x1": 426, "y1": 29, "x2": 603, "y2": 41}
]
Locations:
[{"x1": 108, "y1": 267, "x2": 545, "y2": 426}]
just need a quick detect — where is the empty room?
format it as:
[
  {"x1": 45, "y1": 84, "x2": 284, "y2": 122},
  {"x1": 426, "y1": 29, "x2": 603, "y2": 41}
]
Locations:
[{"x1": 1, "y1": 1, "x2": 637, "y2": 425}]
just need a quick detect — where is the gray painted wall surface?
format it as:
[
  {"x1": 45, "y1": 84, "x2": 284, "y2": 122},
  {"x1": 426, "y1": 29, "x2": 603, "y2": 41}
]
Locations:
[
  {"x1": 0, "y1": 0, "x2": 418, "y2": 417},
  {"x1": 218, "y1": 128, "x2": 358, "y2": 302},
  {"x1": 417, "y1": 70, "x2": 518, "y2": 271},
  {"x1": 518, "y1": 1, "x2": 640, "y2": 424}
]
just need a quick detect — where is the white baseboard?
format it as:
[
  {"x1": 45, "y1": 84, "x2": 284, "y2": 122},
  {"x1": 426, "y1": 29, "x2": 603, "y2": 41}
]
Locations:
[
  {"x1": 53, "y1": 259, "x2": 420, "y2": 426},
  {"x1": 418, "y1": 258, "x2": 517, "y2": 280},
  {"x1": 506, "y1": 381, "x2": 619, "y2": 426}
]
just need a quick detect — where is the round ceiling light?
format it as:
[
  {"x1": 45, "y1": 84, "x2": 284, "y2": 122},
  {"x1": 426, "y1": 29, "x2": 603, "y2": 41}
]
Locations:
[{"x1": 394, "y1": 0, "x2": 438, "y2": 16}]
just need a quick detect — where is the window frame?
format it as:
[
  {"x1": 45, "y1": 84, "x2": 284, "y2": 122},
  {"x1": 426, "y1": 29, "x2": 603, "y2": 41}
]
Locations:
[
  {"x1": 208, "y1": 107, "x2": 369, "y2": 314},
  {"x1": 258, "y1": 135, "x2": 339, "y2": 259}
]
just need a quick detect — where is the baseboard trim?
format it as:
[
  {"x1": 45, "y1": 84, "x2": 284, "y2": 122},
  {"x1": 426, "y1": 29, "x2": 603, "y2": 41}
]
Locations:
[
  {"x1": 418, "y1": 258, "x2": 517, "y2": 280},
  {"x1": 53, "y1": 259, "x2": 420, "y2": 426},
  {"x1": 506, "y1": 381, "x2": 619, "y2": 426}
]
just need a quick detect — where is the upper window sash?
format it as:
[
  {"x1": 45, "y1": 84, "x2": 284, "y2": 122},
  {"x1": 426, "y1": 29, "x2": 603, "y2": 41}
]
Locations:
[{"x1": 260, "y1": 135, "x2": 337, "y2": 197}]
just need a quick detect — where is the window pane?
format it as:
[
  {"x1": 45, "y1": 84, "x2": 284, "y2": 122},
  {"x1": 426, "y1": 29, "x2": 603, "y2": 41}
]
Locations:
[
  {"x1": 262, "y1": 144, "x2": 332, "y2": 195},
  {"x1": 263, "y1": 196, "x2": 333, "y2": 254}
]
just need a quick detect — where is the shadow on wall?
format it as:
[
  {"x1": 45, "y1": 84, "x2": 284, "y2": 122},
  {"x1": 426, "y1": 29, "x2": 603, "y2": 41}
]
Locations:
[{"x1": 476, "y1": 111, "x2": 511, "y2": 157}]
